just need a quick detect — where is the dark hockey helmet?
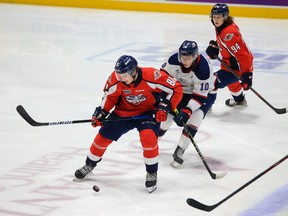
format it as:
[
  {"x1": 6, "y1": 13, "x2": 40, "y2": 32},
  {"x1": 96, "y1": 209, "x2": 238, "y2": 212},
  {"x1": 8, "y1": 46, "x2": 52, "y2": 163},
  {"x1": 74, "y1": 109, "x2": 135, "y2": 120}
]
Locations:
[
  {"x1": 210, "y1": 3, "x2": 229, "y2": 20},
  {"x1": 114, "y1": 55, "x2": 138, "y2": 74},
  {"x1": 178, "y1": 40, "x2": 199, "y2": 62}
]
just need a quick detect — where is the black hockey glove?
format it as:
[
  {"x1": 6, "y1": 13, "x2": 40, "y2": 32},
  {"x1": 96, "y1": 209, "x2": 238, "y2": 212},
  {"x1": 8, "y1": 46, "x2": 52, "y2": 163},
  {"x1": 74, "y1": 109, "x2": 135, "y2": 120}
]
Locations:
[
  {"x1": 241, "y1": 72, "x2": 253, "y2": 90},
  {"x1": 91, "y1": 106, "x2": 109, "y2": 127},
  {"x1": 173, "y1": 107, "x2": 192, "y2": 127},
  {"x1": 156, "y1": 99, "x2": 171, "y2": 122},
  {"x1": 206, "y1": 40, "x2": 219, "y2": 59}
]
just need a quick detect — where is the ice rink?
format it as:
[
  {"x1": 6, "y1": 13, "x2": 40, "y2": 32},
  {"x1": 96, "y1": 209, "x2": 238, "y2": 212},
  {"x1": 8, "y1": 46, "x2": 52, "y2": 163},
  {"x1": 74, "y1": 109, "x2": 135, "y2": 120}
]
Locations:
[{"x1": 0, "y1": 3, "x2": 288, "y2": 216}]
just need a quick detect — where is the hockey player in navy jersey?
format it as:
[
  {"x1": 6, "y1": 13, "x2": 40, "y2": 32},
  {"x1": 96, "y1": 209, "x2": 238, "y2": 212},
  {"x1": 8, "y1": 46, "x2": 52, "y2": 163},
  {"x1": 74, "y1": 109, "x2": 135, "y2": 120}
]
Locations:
[
  {"x1": 159, "y1": 40, "x2": 217, "y2": 167},
  {"x1": 74, "y1": 55, "x2": 182, "y2": 193}
]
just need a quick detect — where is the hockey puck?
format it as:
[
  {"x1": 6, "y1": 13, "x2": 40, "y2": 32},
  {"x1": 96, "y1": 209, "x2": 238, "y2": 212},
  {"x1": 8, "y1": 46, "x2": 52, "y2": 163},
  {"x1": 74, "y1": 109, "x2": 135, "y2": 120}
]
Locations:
[{"x1": 93, "y1": 185, "x2": 100, "y2": 192}]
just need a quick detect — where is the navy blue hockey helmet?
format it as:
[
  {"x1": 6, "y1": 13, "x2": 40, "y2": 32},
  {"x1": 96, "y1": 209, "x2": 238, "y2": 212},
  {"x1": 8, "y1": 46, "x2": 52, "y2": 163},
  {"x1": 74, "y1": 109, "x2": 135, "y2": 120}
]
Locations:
[
  {"x1": 178, "y1": 40, "x2": 199, "y2": 62},
  {"x1": 114, "y1": 55, "x2": 138, "y2": 74},
  {"x1": 210, "y1": 3, "x2": 229, "y2": 19}
]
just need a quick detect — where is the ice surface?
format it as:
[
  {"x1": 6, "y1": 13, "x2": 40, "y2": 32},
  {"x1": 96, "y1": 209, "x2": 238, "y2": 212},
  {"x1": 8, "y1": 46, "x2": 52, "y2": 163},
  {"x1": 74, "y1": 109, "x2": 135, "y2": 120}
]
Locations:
[{"x1": 0, "y1": 3, "x2": 287, "y2": 216}]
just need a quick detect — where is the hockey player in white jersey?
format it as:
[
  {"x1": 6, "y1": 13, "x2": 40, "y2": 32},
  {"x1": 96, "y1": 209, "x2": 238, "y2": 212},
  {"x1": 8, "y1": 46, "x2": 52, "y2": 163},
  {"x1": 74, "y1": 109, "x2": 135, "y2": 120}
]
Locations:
[{"x1": 159, "y1": 40, "x2": 217, "y2": 167}]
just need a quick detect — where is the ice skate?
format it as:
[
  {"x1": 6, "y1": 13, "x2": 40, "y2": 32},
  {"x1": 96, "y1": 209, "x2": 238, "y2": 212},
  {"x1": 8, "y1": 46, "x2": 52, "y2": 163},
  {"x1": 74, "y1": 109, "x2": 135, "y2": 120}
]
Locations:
[
  {"x1": 170, "y1": 145, "x2": 185, "y2": 168},
  {"x1": 225, "y1": 98, "x2": 247, "y2": 107},
  {"x1": 74, "y1": 164, "x2": 96, "y2": 180},
  {"x1": 145, "y1": 172, "x2": 157, "y2": 193}
]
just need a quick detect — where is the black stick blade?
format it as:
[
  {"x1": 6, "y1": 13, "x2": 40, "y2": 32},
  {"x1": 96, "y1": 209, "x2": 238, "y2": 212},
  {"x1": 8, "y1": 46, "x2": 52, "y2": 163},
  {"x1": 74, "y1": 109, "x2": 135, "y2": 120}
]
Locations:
[
  {"x1": 16, "y1": 105, "x2": 44, "y2": 126},
  {"x1": 16, "y1": 105, "x2": 90, "y2": 126},
  {"x1": 186, "y1": 198, "x2": 216, "y2": 212},
  {"x1": 187, "y1": 155, "x2": 288, "y2": 212},
  {"x1": 274, "y1": 107, "x2": 287, "y2": 114}
]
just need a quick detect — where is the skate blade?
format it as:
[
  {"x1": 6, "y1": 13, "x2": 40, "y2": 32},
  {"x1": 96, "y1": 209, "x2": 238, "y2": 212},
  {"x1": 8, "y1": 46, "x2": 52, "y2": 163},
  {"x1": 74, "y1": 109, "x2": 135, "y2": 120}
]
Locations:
[
  {"x1": 73, "y1": 178, "x2": 84, "y2": 182},
  {"x1": 147, "y1": 185, "x2": 157, "y2": 193},
  {"x1": 170, "y1": 161, "x2": 181, "y2": 168}
]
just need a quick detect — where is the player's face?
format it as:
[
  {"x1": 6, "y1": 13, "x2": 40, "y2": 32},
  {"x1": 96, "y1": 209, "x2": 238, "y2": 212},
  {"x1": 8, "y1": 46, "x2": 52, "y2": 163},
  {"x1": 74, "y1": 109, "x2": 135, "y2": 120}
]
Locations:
[
  {"x1": 212, "y1": 14, "x2": 225, "y2": 27},
  {"x1": 180, "y1": 55, "x2": 194, "y2": 68},
  {"x1": 115, "y1": 70, "x2": 135, "y2": 84}
]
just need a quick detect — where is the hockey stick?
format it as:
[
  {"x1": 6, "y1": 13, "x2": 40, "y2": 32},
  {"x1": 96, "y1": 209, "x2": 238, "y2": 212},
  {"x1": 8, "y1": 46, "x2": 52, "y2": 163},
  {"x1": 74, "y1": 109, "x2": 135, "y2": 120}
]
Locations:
[
  {"x1": 16, "y1": 105, "x2": 154, "y2": 127},
  {"x1": 216, "y1": 57, "x2": 287, "y2": 114},
  {"x1": 186, "y1": 154, "x2": 288, "y2": 211},
  {"x1": 184, "y1": 125, "x2": 227, "y2": 180}
]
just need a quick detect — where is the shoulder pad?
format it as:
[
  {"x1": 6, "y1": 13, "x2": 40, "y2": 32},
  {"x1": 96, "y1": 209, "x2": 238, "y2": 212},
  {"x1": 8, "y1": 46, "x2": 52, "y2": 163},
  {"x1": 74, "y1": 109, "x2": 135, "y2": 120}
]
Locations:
[
  {"x1": 193, "y1": 55, "x2": 210, "y2": 80},
  {"x1": 168, "y1": 53, "x2": 181, "y2": 66},
  {"x1": 141, "y1": 67, "x2": 163, "y2": 81},
  {"x1": 104, "y1": 71, "x2": 120, "y2": 90}
]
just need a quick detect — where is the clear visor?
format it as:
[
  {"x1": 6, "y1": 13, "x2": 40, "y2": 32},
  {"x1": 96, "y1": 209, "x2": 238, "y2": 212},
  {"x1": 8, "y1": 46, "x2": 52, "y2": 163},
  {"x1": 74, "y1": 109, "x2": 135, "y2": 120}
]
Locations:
[
  {"x1": 179, "y1": 54, "x2": 196, "y2": 64},
  {"x1": 210, "y1": 13, "x2": 227, "y2": 20},
  {"x1": 115, "y1": 71, "x2": 133, "y2": 81}
]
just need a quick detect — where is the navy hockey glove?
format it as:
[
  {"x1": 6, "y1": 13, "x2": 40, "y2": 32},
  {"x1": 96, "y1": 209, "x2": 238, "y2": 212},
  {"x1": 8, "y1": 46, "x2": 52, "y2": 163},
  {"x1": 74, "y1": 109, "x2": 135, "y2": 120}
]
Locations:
[
  {"x1": 91, "y1": 106, "x2": 109, "y2": 127},
  {"x1": 241, "y1": 72, "x2": 253, "y2": 90},
  {"x1": 156, "y1": 99, "x2": 171, "y2": 122},
  {"x1": 206, "y1": 40, "x2": 219, "y2": 59},
  {"x1": 173, "y1": 107, "x2": 192, "y2": 127}
]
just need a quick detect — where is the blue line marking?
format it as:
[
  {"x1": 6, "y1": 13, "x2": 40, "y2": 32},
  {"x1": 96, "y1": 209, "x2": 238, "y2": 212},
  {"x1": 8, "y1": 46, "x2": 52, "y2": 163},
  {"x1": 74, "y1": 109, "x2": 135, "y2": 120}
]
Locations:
[
  {"x1": 239, "y1": 184, "x2": 288, "y2": 216},
  {"x1": 84, "y1": 42, "x2": 288, "y2": 75},
  {"x1": 85, "y1": 42, "x2": 138, "y2": 60}
]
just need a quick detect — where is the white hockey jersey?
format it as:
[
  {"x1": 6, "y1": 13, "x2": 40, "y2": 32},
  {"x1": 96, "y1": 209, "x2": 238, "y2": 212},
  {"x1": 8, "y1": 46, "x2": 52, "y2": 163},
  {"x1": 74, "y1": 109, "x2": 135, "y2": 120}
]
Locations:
[{"x1": 161, "y1": 53, "x2": 217, "y2": 112}]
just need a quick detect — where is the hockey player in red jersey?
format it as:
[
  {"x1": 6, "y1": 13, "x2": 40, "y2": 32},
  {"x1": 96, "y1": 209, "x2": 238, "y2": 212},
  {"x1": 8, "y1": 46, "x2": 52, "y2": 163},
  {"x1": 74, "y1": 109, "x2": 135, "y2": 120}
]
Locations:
[
  {"x1": 74, "y1": 55, "x2": 182, "y2": 193},
  {"x1": 159, "y1": 40, "x2": 217, "y2": 167},
  {"x1": 206, "y1": 3, "x2": 254, "y2": 106}
]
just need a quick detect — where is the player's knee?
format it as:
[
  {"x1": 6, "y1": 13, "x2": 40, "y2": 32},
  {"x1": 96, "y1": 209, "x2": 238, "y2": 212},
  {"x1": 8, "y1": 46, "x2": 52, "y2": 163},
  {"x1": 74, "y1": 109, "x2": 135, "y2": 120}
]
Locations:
[
  {"x1": 140, "y1": 129, "x2": 158, "y2": 158},
  {"x1": 187, "y1": 109, "x2": 204, "y2": 127},
  {"x1": 183, "y1": 124, "x2": 198, "y2": 138},
  {"x1": 140, "y1": 129, "x2": 157, "y2": 145},
  {"x1": 228, "y1": 82, "x2": 243, "y2": 93},
  {"x1": 90, "y1": 133, "x2": 112, "y2": 156},
  {"x1": 158, "y1": 128, "x2": 167, "y2": 137},
  {"x1": 94, "y1": 133, "x2": 112, "y2": 147}
]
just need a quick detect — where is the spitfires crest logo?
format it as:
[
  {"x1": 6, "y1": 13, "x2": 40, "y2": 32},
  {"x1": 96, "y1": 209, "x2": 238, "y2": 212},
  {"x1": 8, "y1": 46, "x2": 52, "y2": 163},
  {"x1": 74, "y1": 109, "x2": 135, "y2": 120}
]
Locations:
[
  {"x1": 154, "y1": 69, "x2": 161, "y2": 80},
  {"x1": 125, "y1": 94, "x2": 146, "y2": 105},
  {"x1": 224, "y1": 33, "x2": 234, "y2": 41}
]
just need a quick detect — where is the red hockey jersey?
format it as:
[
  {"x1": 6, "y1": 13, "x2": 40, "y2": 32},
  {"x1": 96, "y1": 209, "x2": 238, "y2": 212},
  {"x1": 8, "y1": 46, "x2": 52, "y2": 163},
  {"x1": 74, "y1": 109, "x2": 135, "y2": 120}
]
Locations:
[
  {"x1": 100, "y1": 67, "x2": 183, "y2": 117},
  {"x1": 216, "y1": 22, "x2": 254, "y2": 76}
]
